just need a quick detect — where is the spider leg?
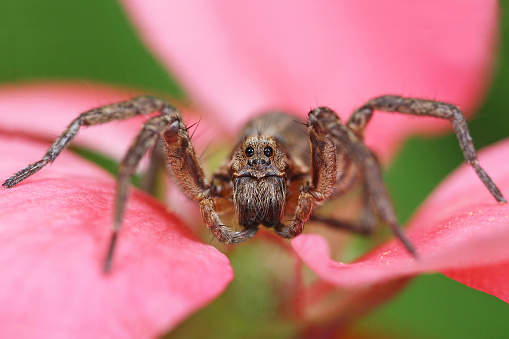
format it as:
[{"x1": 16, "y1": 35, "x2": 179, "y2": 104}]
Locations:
[
  {"x1": 348, "y1": 95, "x2": 506, "y2": 204},
  {"x1": 200, "y1": 197, "x2": 258, "y2": 244},
  {"x1": 163, "y1": 116, "x2": 258, "y2": 245},
  {"x1": 276, "y1": 108, "x2": 338, "y2": 238},
  {"x1": 3, "y1": 96, "x2": 169, "y2": 188},
  {"x1": 105, "y1": 114, "x2": 178, "y2": 271},
  {"x1": 307, "y1": 107, "x2": 416, "y2": 256}
]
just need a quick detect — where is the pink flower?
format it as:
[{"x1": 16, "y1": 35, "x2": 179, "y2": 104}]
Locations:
[{"x1": 0, "y1": 1, "x2": 504, "y2": 338}]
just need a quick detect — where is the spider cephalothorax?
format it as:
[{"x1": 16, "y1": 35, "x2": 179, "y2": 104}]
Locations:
[{"x1": 3, "y1": 95, "x2": 506, "y2": 271}]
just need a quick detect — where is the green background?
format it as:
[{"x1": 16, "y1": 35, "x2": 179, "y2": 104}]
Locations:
[{"x1": 1, "y1": 1, "x2": 508, "y2": 338}]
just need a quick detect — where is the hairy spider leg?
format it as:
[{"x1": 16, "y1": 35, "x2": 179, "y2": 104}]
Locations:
[
  {"x1": 307, "y1": 107, "x2": 417, "y2": 256},
  {"x1": 163, "y1": 115, "x2": 258, "y2": 246},
  {"x1": 2, "y1": 96, "x2": 168, "y2": 188},
  {"x1": 275, "y1": 108, "x2": 338, "y2": 238},
  {"x1": 348, "y1": 95, "x2": 506, "y2": 204},
  {"x1": 313, "y1": 95, "x2": 506, "y2": 249}
]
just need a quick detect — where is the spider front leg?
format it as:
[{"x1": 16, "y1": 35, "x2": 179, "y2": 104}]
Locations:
[
  {"x1": 162, "y1": 118, "x2": 258, "y2": 245},
  {"x1": 303, "y1": 107, "x2": 417, "y2": 256},
  {"x1": 348, "y1": 95, "x2": 506, "y2": 204},
  {"x1": 276, "y1": 109, "x2": 338, "y2": 238},
  {"x1": 3, "y1": 95, "x2": 169, "y2": 188}
]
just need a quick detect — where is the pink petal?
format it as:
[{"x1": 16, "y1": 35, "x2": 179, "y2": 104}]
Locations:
[
  {"x1": 123, "y1": 0, "x2": 496, "y2": 159},
  {"x1": 0, "y1": 135, "x2": 233, "y2": 338},
  {"x1": 292, "y1": 138, "x2": 509, "y2": 302}
]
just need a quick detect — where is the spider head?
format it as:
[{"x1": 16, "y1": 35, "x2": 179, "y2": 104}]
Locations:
[
  {"x1": 231, "y1": 136, "x2": 287, "y2": 228},
  {"x1": 231, "y1": 136, "x2": 286, "y2": 177}
]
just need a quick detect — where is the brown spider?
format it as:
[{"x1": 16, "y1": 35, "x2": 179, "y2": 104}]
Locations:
[{"x1": 3, "y1": 95, "x2": 506, "y2": 271}]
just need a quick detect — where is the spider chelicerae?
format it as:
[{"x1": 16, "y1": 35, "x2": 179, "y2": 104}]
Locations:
[{"x1": 3, "y1": 95, "x2": 505, "y2": 271}]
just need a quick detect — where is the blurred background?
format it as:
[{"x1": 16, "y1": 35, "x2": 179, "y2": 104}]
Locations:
[{"x1": 1, "y1": 1, "x2": 508, "y2": 338}]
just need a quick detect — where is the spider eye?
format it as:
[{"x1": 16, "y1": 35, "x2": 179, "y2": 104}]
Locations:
[
  {"x1": 264, "y1": 146, "x2": 273, "y2": 157},
  {"x1": 245, "y1": 146, "x2": 255, "y2": 157}
]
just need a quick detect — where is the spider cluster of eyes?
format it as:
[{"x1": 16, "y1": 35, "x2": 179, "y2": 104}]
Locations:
[{"x1": 245, "y1": 146, "x2": 273, "y2": 166}]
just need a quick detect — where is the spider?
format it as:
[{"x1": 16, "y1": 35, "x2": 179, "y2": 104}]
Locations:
[{"x1": 3, "y1": 95, "x2": 506, "y2": 271}]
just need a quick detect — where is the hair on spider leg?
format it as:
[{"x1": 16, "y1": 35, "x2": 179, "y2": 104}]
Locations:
[
  {"x1": 198, "y1": 140, "x2": 215, "y2": 161},
  {"x1": 186, "y1": 117, "x2": 223, "y2": 163},
  {"x1": 186, "y1": 116, "x2": 203, "y2": 141},
  {"x1": 292, "y1": 119, "x2": 309, "y2": 127},
  {"x1": 185, "y1": 121, "x2": 198, "y2": 132},
  {"x1": 293, "y1": 119, "x2": 310, "y2": 138}
]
